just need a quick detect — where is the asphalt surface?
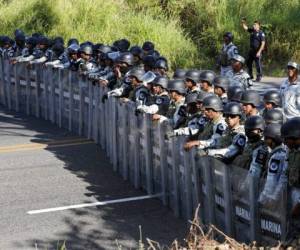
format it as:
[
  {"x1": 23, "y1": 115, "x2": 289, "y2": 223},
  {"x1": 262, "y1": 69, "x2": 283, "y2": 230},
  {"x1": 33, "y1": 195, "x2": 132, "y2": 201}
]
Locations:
[{"x1": 0, "y1": 106, "x2": 186, "y2": 250}]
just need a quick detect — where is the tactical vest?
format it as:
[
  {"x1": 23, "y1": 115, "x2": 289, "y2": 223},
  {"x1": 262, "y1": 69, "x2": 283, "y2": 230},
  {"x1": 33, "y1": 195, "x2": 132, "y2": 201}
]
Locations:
[
  {"x1": 217, "y1": 129, "x2": 236, "y2": 148},
  {"x1": 198, "y1": 121, "x2": 214, "y2": 140},
  {"x1": 287, "y1": 150, "x2": 300, "y2": 188},
  {"x1": 220, "y1": 44, "x2": 233, "y2": 67},
  {"x1": 232, "y1": 140, "x2": 265, "y2": 169}
]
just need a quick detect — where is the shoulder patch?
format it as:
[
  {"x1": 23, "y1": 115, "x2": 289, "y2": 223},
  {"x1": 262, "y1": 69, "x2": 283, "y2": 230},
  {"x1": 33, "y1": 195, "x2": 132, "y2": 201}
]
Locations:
[
  {"x1": 234, "y1": 134, "x2": 246, "y2": 148},
  {"x1": 198, "y1": 117, "x2": 207, "y2": 125},
  {"x1": 216, "y1": 123, "x2": 226, "y2": 135},
  {"x1": 255, "y1": 149, "x2": 268, "y2": 165},
  {"x1": 269, "y1": 158, "x2": 280, "y2": 173},
  {"x1": 156, "y1": 97, "x2": 163, "y2": 105}
]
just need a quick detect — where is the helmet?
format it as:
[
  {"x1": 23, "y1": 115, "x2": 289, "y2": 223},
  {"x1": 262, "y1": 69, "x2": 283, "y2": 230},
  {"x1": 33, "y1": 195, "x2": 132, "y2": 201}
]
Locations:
[
  {"x1": 245, "y1": 115, "x2": 265, "y2": 131},
  {"x1": 264, "y1": 123, "x2": 282, "y2": 143},
  {"x1": 223, "y1": 102, "x2": 243, "y2": 116},
  {"x1": 213, "y1": 76, "x2": 230, "y2": 92},
  {"x1": 130, "y1": 46, "x2": 143, "y2": 59},
  {"x1": 203, "y1": 95, "x2": 223, "y2": 112},
  {"x1": 186, "y1": 92, "x2": 198, "y2": 105},
  {"x1": 263, "y1": 109, "x2": 284, "y2": 124},
  {"x1": 68, "y1": 43, "x2": 80, "y2": 54},
  {"x1": 14, "y1": 29, "x2": 25, "y2": 37},
  {"x1": 143, "y1": 55, "x2": 156, "y2": 69},
  {"x1": 224, "y1": 32, "x2": 234, "y2": 41},
  {"x1": 287, "y1": 61, "x2": 299, "y2": 71},
  {"x1": 68, "y1": 38, "x2": 79, "y2": 46},
  {"x1": 52, "y1": 43, "x2": 65, "y2": 55},
  {"x1": 185, "y1": 69, "x2": 201, "y2": 84},
  {"x1": 155, "y1": 58, "x2": 168, "y2": 71},
  {"x1": 263, "y1": 90, "x2": 281, "y2": 106},
  {"x1": 152, "y1": 76, "x2": 168, "y2": 89},
  {"x1": 98, "y1": 45, "x2": 112, "y2": 54},
  {"x1": 38, "y1": 36, "x2": 49, "y2": 46},
  {"x1": 81, "y1": 44, "x2": 93, "y2": 55},
  {"x1": 26, "y1": 37, "x2": 37, "y2": 47},
  {"x1": 142, "y1": 41, "x2": 155, "y2": 51},
  {"x1": 117, "y1": 52, "x2": 134, "y2": 66},
  {"x1": 281, "y1": 117, "x2": 300, "y2": 139},
  {"x1": 240, "y1": 90, "x2": 261, "y2": 107},
  {"x1": 200, "y1": 70, "x2": 216, "y2": 85},
  {"x1": 173, "y1": 69, "x2": 187, "y2": 79},
  {"x1": 126, "y1": 68, "x2": 145, "y2": 82},
  {"x1": 53, "y1": 36, "x2": 64, "y2": 45},
  {"x1": 227, "y1": 86, "x2": 244, "y2": 102},
  {"x1": 117, "y1": 38, "x2": 130, "y2": 52},
  {"x1": 167, "y1": 79, "x2": 186, "y2": 95},
  {"x1": 149, "y1": 50, "x2": 160, "y2": 59},
  {"x1": 231, "y1": 54, "x2": 245, "y2": 65},
  {"x1": 197, "y1": 91, "x2": 213, "y2": 103},
  {"x1": 15, "y1": 33, "x2": 25, "y2": 42}
]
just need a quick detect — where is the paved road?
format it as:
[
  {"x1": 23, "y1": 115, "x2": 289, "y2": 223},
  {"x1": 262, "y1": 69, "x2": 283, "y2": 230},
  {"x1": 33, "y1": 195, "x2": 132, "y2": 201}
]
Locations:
[{"x1": 0, "y1": 106, "x2": 186, "y2": 250}]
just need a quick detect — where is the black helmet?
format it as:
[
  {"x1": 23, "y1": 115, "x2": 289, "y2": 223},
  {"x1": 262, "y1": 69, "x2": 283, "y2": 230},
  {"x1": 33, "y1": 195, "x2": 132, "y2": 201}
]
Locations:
[
  {"x1": 126, "y1": 68, "x2": 145, "y2": 82},
  {"x1": 263, "y1": 109, "x2": 284, "y2": 124},
  {"x1": 264, "y1": 123, "x2": 282, "y2": 144},
  {"x1": 200, "y1": 70, "x2": 216, "y2": 85},
  {"x1": 152, "y1": 76, "x2": 168, "y2": 89},
  {"x1": 14, "y1": 29, "x2": 25, "y2": 37},
  {"x1": 15, "y1": 33, "x2": 25, "y2": 42},
  {"x1": 68, "y1": 38, "x2": 79, "y2": 46},
  {"x1": 118, "y1": 38, "x2": 130, "y2": 52},
  {"x1": 167, "y1": 79, "x2": 186, "y2": 95},
  {"x1": 155, "y1": 58, "x2": 168, "y2": 71},
  {"x1": 97, "y1": 44, "x2": 112, "y2": 54},
  {"x1": 173, "y1": 69, "x2": 187, "y2": 79},
  {"x1": 185, "y1": 69, "x2": 201, "y2": 84},
  {"x1": 245, "y1": 115, "x2": 265, "y2": 131},
  {"x1": 52, "y1": 43, "x2": 65, "y2": 56},
  {"x1": 142, "y1": 41, "x2": 155, "y2": 51},
  {"x1": 223, "y1": 102, "x2": 243, "y2": 116},
  {"x1": 240, "y1": 90, "x2": 261, "y2": 107},
  {"x1": 142, "y1": 55, "x2": 156, "y2": 68},
  {"x1": 38, "y1": 36, "x2": 49, "y2": 46},
  {"x1": 203, "y1": 95, "x2": 223, "y2": 112},
  {"x1": 227, "y1": 86, "x2": 244, "y2": 102},
  {"x1": 130, "y1": 46, "x2": 143, "y2": 59},
  {"x1": 81, "y1": 44, "x2": 93, "y2": 55},
  {"x1": 224, "y1": 32, "x2": 234, "y2": 41},
  {"x1": 53, "y1": 36, "x2": 64, "y2": 45},
  {"x1": 117, "y1": 52, "x2": 134, "y2": 66},
  {"x1": 263, "y1": 90, "x2": 281, "y2": 106},
  {"x1": 213, "y1": 76, "x2": 230, "y2": 92},
  {"x1": 197, "y1": 91, "x2": 213, "y2": 103},
  {"x1": 68, "y1": 43, "x2": 80, "y2": 54},
  {"x1": 186, "y1": 92, "x2": 199, "y2": 105},
  {"x1": 281, "y1": 117, "x2": 300, "y2": 139},
  {"x1": 26, "y1": 37, "x2": 37, "y2": 47}
]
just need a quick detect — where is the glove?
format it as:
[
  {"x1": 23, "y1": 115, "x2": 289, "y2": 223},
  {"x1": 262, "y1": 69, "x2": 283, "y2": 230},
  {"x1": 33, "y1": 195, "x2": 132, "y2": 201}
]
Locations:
[
  {"x1": 101, "y1": 94, "x2": 108, "y2": 103},
  {"x1": 165, "y1": 131, "x2": 176, "y2": 140}
]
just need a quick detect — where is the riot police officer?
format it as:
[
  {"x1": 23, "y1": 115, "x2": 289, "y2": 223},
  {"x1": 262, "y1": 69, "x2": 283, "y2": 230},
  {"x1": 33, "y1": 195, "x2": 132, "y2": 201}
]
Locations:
[
  {"x1": 263, "y1": 109, "x2": 284, "y2": 125},
  {"x1": 206, "y1": 102, "x2": 246, "y2": 162},
  {"x1": 226, "y1": 54, "x2": 253, "y2": 90},
  {"x1": 259, "y1": 123, "x2": 287, "y2": 205},
  {"x1": 173, "y1": 69, "x2": 187, "y2": 79},
  {"x1": 78, "y1": 44, "x2": 97, "y2": 75},
  {"x1": 184, "y1": 95, "x2": 227, "y2": 150},
  {"x1": 233, "y1": 115, "x2": 269, "y2": 178},
  {"x1": 185, "y1": 69, "x2": 201, "y2": 94},
  {"x1": 218, "y1": 32, "x2": 239, "y2": 76},
  {"x1": 240, "y1": 90, "x2": 261, "y2": 117},
  {"x1": 262, "y1": 90, "x2": 282, "y2": 117},
  {"x1": 200, "y1": 70, "x2": 216, "y2": 93},
  {"x1": 280, "y1": 61, "x2": 300, "y2": 120},
  {"x1": 227, "y1": 85, "x2": 244, "y2": 103},
  {"x1": 213, "y1": 76, "x2": 230, "y2": 104},
  {"x1": 154, "y1": 57, "x2": 168, "y2": 76}
]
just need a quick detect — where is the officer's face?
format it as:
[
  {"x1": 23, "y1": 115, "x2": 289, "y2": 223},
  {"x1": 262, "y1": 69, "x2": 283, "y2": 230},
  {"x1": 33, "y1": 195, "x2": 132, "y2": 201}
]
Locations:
[
  {"x1": 170, "y1": 91, "x2": 178, "y2": 100},
  {"x1": 81, "y1": 53, "x2": 91, "y2": 61},
  {"x1": 225, "y1": 115, "x2": 240, "y2": 128},
  {"x1": 153, "y1": 85, "x2": 162, "y2": 95},
  {"x1": 201, "y1": 81, "x2": 210, "y2": 92},
  {"x1": 204, "y1": 108, "x2": 216, "y2": 120},
  {"x1": 155, "y1": 68, "x2": 165, "y2": 76},
  {"x1": 264, "y1": 102, "x2": 274, "y2": 110},
  {"x1": 187, "y1": 103, "x2": 197, "y2": 114},
  {"x1": 223, "y1": 36, "x2": 230, "y2": 45},
  {"x1": 214, "y1": 87, "x2": 224, "y2": 97},
  {"x1": 287, "y1": 66, "x2": 298, "y2": 79},
  {"x1": 264, "y1": 137, "x2": 274, "y2": 149},
  {"x1": 129, "y1": 76, "x2": 139, "y2": 87},
  {"x1": 253, "y1": 22, "x2": 260, "y2": 31},
  {"x1": 185, "y1": 79, "x2": 193, "y2": 90},
  {"x1": 231, "y1": 60, "x2": 242, "y2": 72},
  {"x1": 242, "y1": 103, "x2": 254, "y2": 115}
]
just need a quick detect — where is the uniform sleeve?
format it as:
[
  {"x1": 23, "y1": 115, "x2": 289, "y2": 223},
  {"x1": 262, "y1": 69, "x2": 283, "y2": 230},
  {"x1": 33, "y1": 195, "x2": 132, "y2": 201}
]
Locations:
[
  {"x1": 199, "y1": 123, "x2": 227, "y2": 149},
  {"x1": 248, "y1": 146, "x2": 269, "y2": 178}
]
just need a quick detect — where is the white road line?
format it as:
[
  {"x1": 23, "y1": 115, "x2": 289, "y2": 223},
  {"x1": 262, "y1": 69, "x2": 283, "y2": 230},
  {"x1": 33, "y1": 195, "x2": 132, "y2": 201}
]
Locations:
[{"x1": 27, "y1": 193, "x2": 163, "y2": 215}]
